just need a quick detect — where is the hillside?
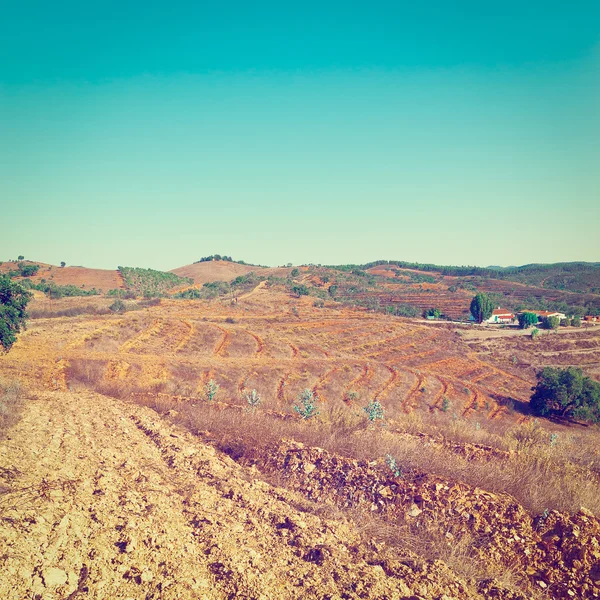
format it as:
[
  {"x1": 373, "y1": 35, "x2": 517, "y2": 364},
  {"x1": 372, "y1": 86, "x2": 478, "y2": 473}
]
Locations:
[
  {"x1": 0, "y1": 261, "x2": 124, "y2": 291},
  {"x1": 1, "y1": 276, "x2": 600, "y2": 598},
  {"x1": 170, "y1": 260, "x2": 292, "y2": 286}
]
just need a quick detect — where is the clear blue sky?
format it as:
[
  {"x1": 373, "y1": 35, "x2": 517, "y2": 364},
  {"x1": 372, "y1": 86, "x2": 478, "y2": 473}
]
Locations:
[{"x1": 1, "y1": 1, "x2": 598, "y2": 270}]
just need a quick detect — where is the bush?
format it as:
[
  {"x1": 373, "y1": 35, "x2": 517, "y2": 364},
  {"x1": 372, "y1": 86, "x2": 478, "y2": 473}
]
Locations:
[
  {"x1": 542, "y1": 316, "x2": 560, "y2": 330},
  {"x1": 531, "y1": 327, "x2": 540, "y2": 340},
  {"x1": 291, "y1": 284, "x2": 310, "y2": 297},
  {"x1": 293, "y1": 389, "x2": 320, "y2": 419},
  {"x1": 531, "y1": 367, "x2": 600, "y2": 423},
  {"x1": 423, "y1": 308, "x2": 441, "y2": 318},
  {"x1": 109, "y1": 299, "x2": 126, "y2": 313},
  {"x1": 363, "y1": 399, "x2": 385, "y2": 423},
  {"x1": 518, "y1": 312, "x2": 538, "y2": 329},
  {"x1": 0, "y1": 276, "x2": 32, "y2": 352},
  {"x1": 205, "y1": 380, "x2": 219, "y2": 402},
  {"x1": 290, "y1": 268, "x2": 300, "y2": 277},
  {"x1": 572, "y1": 316, "x2": 582, "y2": 327}
]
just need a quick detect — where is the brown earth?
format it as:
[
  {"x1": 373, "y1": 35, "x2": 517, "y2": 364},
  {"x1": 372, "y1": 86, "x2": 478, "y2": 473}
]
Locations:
[
  {"x1": 0, "y1": 261, "x2": 124, "y2": 291},
  {"x1": 2, "y1": 278, "x2": 600, "y2": 598}
]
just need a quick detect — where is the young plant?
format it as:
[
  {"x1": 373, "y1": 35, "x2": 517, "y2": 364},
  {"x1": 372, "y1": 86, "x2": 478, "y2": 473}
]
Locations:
[
  {"x1": 363, "y1": 399, "x2": 385, "y2": 423},
  {"x1": 441, "y1": 397, "x2": 451, "y2": 412},
  {"x1": 244, "y1": 389, "x2": 261, "y2": 411},
  {"x1": 385, "y1": 454, "x2": 403, "y2": 478},
  {"x1": 294, "y1": 389, "x2": 320, "y2": 420},
  {"x1": 205, "y1": 379, "x2": 220, "y2": 402}
]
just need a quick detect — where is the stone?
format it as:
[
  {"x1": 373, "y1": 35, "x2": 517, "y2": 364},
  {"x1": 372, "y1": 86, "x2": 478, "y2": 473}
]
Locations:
[{"x1": 42, "y1": 567, "x2": 68, "y2": 587}]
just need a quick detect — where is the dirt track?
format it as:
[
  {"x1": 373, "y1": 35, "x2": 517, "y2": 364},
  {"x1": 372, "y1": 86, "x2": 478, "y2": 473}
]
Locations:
[{"x1": 0, "y1": 389, "x2": 476, "y2": 599}]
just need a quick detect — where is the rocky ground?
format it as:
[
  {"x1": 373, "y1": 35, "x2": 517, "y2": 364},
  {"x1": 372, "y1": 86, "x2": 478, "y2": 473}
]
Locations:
[{"x1": 0, "y1": 388, "x2": 502, "y2": 600}]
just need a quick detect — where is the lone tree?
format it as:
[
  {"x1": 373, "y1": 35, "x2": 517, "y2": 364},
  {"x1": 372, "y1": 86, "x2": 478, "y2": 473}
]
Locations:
[
  {"x1": 470, "y1": 293, "x2": 493, "y2": 324},
  {"x1": 0, "y1": 275, "x2": 32, "y2": 352},
  {"x1": 530, "y1": 367, "x2": 600, "y2": 423}
]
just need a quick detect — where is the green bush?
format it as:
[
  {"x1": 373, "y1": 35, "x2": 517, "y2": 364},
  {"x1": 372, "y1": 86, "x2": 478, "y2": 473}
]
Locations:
[
  {"x1": 293, "y1": 389, "x2": 320, "y2": 419},
  {"x1": 518, "y1": 312, "x2": 538, "y2": 329},
  {"x1": 572, "y1": 316, "x2": 582, "y2": 327},
  {"x1": 531, "y1": 367, "x2": 600, "y2": 423},
  {"x1": 542, "y1": 316, "x2": 560, "y2": 330},
  {"x1": 0, "y1": 276, "x2": 32, "y2": 352}
]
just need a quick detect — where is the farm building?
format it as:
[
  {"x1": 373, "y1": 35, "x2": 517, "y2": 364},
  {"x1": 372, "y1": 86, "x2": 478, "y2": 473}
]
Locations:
[{"x1": 486, "y1": 308, "x2": 515, "y2": 324}]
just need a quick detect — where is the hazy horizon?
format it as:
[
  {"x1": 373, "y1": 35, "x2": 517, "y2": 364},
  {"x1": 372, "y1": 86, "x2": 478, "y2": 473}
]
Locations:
[{"x1": 2, "y1": 2, "x2": 599, "y2": 270}]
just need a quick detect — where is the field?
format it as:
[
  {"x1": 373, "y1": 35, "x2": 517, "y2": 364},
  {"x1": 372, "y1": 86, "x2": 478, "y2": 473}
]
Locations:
[{"x1": 2, "y1": 262, "x2": 600, "y2": 598}]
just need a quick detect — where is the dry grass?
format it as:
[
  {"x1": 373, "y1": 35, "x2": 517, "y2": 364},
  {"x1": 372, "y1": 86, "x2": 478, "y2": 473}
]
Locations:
[{"x1": 0, "y1": 379, "x2": 23, "y2": 440}]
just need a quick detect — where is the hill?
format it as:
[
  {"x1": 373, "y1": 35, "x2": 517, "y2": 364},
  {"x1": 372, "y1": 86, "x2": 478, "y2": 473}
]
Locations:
[
  {"x1": 0, "y1": 261, "x2": 124, "y2": 291},
  {"x1": 2, "y1": 266, "x2": 600, "y2": 598}
]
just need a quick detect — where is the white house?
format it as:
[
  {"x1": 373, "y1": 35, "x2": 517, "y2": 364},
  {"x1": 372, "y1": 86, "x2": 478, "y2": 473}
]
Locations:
[{"x1": 486, "y1": 308, "x2": 515, "y2": 324}]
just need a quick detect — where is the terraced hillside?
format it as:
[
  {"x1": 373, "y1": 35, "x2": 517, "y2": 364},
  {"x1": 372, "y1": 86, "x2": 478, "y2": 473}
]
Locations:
[{"x1": 2, "y1": 271, "x2": 600, "y2": 598}]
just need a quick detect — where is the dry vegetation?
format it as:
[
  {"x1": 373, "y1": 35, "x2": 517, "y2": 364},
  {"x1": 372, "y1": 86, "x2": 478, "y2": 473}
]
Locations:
[{"x1": 1, "y1": 271, "x2": 600, "y2": 598}]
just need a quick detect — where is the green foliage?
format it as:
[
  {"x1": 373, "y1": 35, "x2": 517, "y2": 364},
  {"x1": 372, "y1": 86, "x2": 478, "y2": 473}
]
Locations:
[
  {"x1": 205, "y1": 380, "x2": 219, "y2": 402},
  {"x1": 470, "y1": 293, "x2": 493, "y2": 323},
  {"x1": 363, "y1": 399, "x2": 385, "y2": 423},
  {"x1": 0, "y1": 276, "x2": 32, "y2": 352},
  {"x1": 118, "y1": 266, "x2": 192, "y2": 297},
  {"x1": 386, "y1": 304, "x2": 419, "y2": 318},
  {"x1": 244, "y1": 389, "x2": 261, "y2": 411},
  {"x1": 518, "y1": 312, "x2": 538, "y2": 329},
  {"x1": 531, "y1": 327, "x2": 541, "y2": 340},
  {"x1": 60, "y1": 261, "x2": 66, "y2": 268},
  {"x1": 572, "y1": 316, "x2": 582, "y2": 327},
  {"x1": 423, "y1": 307, "x2": 441, "y2": 318},
  {"x1": 291, "y1": 284, "x2": 310, "y2": 297},
  {"x1": 109, "y1": 299, "x2": 126, "y2": 313},
  {"x1": 441, "y1": 397, "x2": 451, "y2": 412},
  {"x1": 293, "y1": 389, "x2": 320, "y2": 419},
  {"x1": 385, "y1": 454, "x2": 403, "y2": 478},
  {"x1": 542, "y1": 316, "x2": 560, "y2": 330},
  {"x1": 290, "y1": 268, "x2": 300, "y2": 277},
  {"x1": 530, "y1": 367, "x2": 600, "y2": 423},
  {"x1": 17, "y1": 256, "x2": 24, "y2": 261},
  {"x1": 19, "y1": 279, "x2": 99, "y2": 298},
  {"x1": 19, "y1": 264, "x2": 40, "y2": 277}
]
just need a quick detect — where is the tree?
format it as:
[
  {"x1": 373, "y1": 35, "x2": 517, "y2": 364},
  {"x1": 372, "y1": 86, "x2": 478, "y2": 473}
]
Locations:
[
  {"x1": 60, "y1": 261, "x2": 66, "y2": 268},
  {"x1": 542, "y1": 316, "x2": 560, "y2": 330},
  {"x1": 518, "y1": 312, "x2": 538, "y2": 329},
  {"x1": 423, "y1": 308, "x2": 441, "y2": 318},
  {"x1": 530, "y1": 367, "x2": 600, "y2": 423},
  {"x1": 470, "y1": 293, "x2": 494, "y2": 323},
  {"x1": 291, "y1": 284, "x2": 309, "y2": 297},
  {"x1": 17, "y1": 255, "x2": 24, "y2": 261},
  {"x1": 0, "y1": 275, "x2": 32, "y2": 352},
  {"x1": 573, "y1": 316, "x2": 582, "y2": 328}
]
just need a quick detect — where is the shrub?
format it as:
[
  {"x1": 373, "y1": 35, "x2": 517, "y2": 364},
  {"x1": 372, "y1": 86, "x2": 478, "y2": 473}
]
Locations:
[
  {"x1": 60, "y1": 261, "x2": 66, "y2": 268},
  {"x1": 109, "y1": 299, "x2": 126, "y2": 313},
  {"x1": 423, "y1": 308, "x2": 441, "y2": 319},
  {"x1": 293, "y1": 389, "x2": 320, "y2": 419},
  {"x1": 244, "y1": 389, "x2": 261, "y2": 411},
  {"x1": 290, "y1": 268, "x2": 300, "y2": 277},
  {"x1": 531, "y1": 328, "x2": 540, "y2": 340},
  {"x1": 363, "y1": 399, "x2": 385, "y2": 423},
  {"x1": 205, "y1": 380, "x2": 220, "y2": 402},
  {"x1": 542, "y1": 316, "x2": 560, "y2": 330},
  {"x1": 531, "y1": 367, "x2": 600, "y2": 423},
  {"x1": 572, "y1": 316, "x2": 582, "y2": 327},
  {"x1": 0, "y1": 276, "x2": 32, "y2": 352},
  {"x1": 291, "y1": 284, "x2": 310, "y2": 297},
  {"x1": 441, "y1": 397, "x2": 451, "y2": 412}
]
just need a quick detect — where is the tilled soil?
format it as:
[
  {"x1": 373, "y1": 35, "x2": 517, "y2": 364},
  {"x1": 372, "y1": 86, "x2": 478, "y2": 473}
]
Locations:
[{"x1": 1, "y1": 389, "x2": 488, "y2": 600}]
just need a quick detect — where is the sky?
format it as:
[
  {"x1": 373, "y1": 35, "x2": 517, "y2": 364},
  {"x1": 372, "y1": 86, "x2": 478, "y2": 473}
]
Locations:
[{"x1": 1, "y1": 1, "x2": 599, "y2": 270}]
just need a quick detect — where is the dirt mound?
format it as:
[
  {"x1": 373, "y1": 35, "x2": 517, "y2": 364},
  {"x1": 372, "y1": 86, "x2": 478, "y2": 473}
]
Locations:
[{"x1": 256, "y1": 440, "x2": 600, "y2": 598}]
